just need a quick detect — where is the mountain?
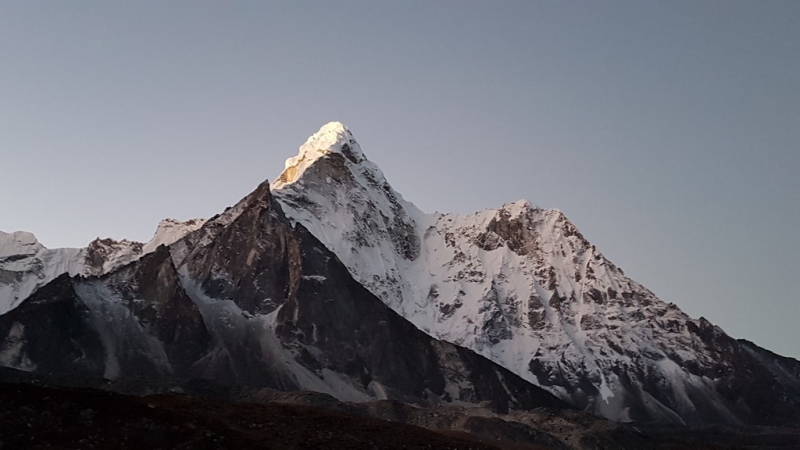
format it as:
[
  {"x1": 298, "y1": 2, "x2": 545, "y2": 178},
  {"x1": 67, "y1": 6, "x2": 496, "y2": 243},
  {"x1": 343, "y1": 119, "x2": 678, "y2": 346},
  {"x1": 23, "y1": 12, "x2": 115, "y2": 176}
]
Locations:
[
  {"x1": 271, "y1": 122, "x2": 800, "y2": 427},
  {"x1": 2, "y1": 121, "x2": 799, "y2": 432},
  {"x1": 0, "y1": 177, "x2": 570, "y2": 414},
  {"x1": 0, "y1": 219, "x2": 205, "y2": 314}
]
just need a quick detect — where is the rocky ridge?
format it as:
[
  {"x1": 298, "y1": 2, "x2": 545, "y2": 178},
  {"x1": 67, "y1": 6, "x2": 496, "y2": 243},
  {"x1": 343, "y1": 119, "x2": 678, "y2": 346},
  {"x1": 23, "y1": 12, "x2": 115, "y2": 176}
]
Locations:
[{"x1": 0, "y1": 218, "x2": 205, "y2": 314}]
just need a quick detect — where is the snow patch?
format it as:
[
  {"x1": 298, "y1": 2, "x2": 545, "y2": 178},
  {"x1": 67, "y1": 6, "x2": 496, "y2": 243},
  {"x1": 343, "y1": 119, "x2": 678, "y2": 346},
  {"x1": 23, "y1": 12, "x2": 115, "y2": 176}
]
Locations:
[
  {"x1": 142, "y1": 218, "x2": 207, "y2": 254},
  {"x1": 302, "y1": 275, "x2": 327, "y2": 282},
  {"x1": 0, "y1": 231, "x2": 44, "y2": 258}
]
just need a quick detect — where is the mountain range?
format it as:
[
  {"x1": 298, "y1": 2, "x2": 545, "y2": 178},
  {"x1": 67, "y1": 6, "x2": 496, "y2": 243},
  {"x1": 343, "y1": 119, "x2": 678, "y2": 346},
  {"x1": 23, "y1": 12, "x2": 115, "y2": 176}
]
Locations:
[{"x1": 1, "y1": 122, "x2": 798, "y2": 446}]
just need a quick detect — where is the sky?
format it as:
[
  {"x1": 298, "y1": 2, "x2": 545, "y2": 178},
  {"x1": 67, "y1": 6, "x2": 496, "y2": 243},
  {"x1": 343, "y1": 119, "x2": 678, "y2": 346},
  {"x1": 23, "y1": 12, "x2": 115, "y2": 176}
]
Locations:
[{"x1": 1, "y1": 1, "x2": 798, "y2": 358}]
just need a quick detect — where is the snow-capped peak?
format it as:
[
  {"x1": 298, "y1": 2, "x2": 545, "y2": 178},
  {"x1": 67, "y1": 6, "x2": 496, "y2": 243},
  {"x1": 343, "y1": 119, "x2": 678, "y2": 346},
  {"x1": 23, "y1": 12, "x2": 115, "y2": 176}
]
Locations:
[
  {"x1": 500, "y1": 199, "x2": 540, "y2": 218},
  {"x1": 271, "y1": 122, "x2": 423, "y2": 263},
  {"x1": 272, "y1": 121, "x2": 366, "y2": 189},
  {"x1": 0, "y1": 231, "x2": 45, "y2": 258},
  {"x1": 141, "y1": 218, "x2": 207, "y2": 254},
  {"x1": 269, "y1": 122, "x2": 788, "y2": 425}
]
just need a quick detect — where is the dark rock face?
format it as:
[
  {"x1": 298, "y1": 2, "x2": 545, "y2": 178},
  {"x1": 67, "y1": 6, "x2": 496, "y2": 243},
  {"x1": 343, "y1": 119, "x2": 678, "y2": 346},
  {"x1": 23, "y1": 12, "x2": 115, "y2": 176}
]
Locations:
[
  {"x1": 477, "y1": 206, "x2": 540, "y2": 255},
  {"x1": 0, "y1": 180, "x2": 570, "y2": 414},
  {"x1": 0, "y1": 274, "x2": 105, "y2": 379},
  {"x1": 99, "y1": 245, "x2": 212, "y2": 375},
  {"x1": 180, "y1": 181, "x2": 301, "y2": 316},
  {"x1": 0, "y1": 246, "x2": 212, "y2": 383},
  {"x1": 715, "y1": 339, "x2": 800, "y2": 428}
]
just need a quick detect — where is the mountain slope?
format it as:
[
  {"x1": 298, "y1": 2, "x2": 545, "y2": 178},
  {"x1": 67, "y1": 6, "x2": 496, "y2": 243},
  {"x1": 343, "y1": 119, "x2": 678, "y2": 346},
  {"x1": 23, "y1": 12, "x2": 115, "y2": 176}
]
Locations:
[
  {"x1": 0, "y1": 178, "x2": 571, "y2": 414},
  {"x1": 271, "y1": 122, "x2": 800, "y2": 427}
]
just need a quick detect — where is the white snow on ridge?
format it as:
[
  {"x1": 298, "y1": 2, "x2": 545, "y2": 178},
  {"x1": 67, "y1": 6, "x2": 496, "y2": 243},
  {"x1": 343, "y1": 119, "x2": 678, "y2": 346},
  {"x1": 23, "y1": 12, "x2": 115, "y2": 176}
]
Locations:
[
  {"x1": 273, "y1": 121, "x2": 366, "y2": 189},
  {"x1": 142, "y1": 218, "x2": 207, "y2": 254},
  {"x1": 0, "y1": 231, "x2": 85, "y2": 313},
  {"x1": 0, "y1": 218, "x2": 207, "y2": 314},
  {"x1": 0, "y1": 231, "x2": 45, "y2": 258}
]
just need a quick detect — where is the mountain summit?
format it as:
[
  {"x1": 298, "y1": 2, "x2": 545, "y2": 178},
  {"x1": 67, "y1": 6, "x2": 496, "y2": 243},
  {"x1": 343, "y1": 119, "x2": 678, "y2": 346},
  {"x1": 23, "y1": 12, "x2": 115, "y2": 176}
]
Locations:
[{"x1": 273, "y1": 121, "x2": 367, "y2": 188}]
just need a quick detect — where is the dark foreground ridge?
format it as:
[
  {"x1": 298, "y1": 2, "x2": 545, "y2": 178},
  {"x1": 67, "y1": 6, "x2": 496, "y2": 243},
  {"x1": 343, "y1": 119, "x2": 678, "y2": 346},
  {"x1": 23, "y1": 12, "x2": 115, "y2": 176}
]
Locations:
[
  {"x1": 0, "y1": 379, "x2": 504, "y2": 450},
  {"x1": 2, "y1": 376, "x2": 800, "y2": 450}
]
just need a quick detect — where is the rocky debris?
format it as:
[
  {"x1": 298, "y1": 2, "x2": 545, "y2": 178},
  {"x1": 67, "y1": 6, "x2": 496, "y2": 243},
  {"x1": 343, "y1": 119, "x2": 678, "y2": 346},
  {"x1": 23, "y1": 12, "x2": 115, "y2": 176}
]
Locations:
[{"x1": 0, "y1": 274, "x2": 105, "y2": 378}]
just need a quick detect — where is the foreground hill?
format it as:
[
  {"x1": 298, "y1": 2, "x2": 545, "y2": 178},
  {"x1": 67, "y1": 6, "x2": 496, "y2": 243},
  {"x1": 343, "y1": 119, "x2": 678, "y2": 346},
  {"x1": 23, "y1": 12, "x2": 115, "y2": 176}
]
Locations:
[{"x1": 1, "y1": 372, "x2": 799, "y2": 450}]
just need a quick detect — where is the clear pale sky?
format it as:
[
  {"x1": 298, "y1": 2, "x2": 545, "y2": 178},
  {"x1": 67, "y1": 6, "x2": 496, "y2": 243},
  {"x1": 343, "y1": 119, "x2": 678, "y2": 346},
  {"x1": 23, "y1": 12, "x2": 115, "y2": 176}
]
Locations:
[{"x1": 1, "y1": 2, "x2": 798, "y2": 358}]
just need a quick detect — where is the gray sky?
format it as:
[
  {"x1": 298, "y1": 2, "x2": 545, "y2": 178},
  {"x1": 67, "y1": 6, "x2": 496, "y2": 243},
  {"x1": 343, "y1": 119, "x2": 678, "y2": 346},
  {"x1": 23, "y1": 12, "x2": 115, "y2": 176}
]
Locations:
[{"x1": 1, "y1": 1, "x2": 798, "y2": 358}]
